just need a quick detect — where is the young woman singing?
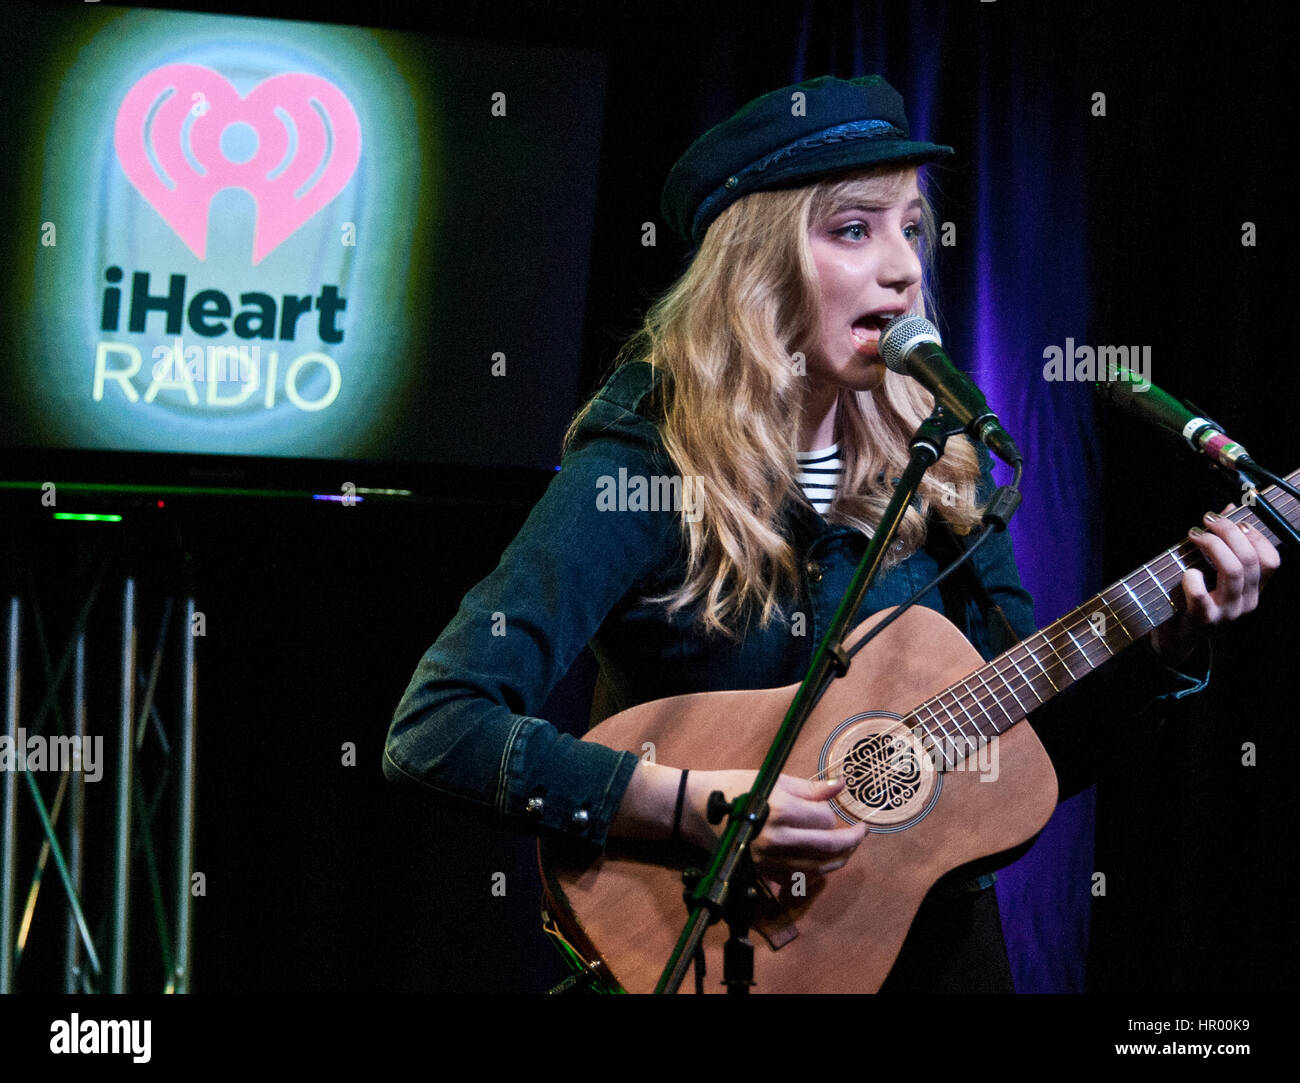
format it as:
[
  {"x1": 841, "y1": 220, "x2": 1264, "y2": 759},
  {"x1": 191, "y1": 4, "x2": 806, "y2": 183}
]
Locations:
[{"x1": 384, "y1": 74, "x2": 1278, "y2": 992}]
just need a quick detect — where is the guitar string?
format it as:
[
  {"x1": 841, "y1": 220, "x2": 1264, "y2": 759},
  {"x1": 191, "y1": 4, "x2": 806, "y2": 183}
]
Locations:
[
  {"x1": 921, "y1": 496, "x2": 1287, "y2": 738},
  {"x1": 808, "y1": 509, "x2": 1287, "y2": 791},
  {"x1": 803, "y1": 547, "x2": 1193, "y2": 786},
  {"x1": 869, "y1": 487, "x2": 1294, "y2": 755},
  {"x1": 802, "y1": 489, "x2": 1293, "y2": 790},
  {"x1": 802, "y1": 551, "x2": 1189, "y2": 792},
  {"x1": 898, "y1": 492, "x2": 1278, "y2": 731}
]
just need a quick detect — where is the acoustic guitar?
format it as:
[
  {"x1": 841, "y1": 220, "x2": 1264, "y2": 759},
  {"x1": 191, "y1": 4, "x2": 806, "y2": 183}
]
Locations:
[{"x1": 539, "y1": 477, "x2": 1295, "y2": 993}]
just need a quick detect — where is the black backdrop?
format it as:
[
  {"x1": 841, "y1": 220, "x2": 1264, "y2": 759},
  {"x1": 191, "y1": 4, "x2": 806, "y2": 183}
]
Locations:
[{"x1": 5, "y1": 0, "x2": 1297, "y2": 1000}]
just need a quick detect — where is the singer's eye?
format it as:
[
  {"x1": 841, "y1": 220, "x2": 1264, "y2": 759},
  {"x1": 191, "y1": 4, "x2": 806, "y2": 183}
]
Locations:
[
  {"x1": 830, "y1": 221, "x2": 922, "y2": 245},
  {"x1": 832, "y1": 222, "x2": 868, "y2": 241}
]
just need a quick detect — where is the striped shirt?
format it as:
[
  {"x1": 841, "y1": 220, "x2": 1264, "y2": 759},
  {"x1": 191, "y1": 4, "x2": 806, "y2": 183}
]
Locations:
[{"x1": 795, "y1": 442, "x2": 844, "y2": 514}]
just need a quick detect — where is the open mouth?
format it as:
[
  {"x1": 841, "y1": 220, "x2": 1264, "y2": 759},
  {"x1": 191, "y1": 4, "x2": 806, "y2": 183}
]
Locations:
[{"x1": 851, "y1": 313, "x2": 900, "y2": 348}]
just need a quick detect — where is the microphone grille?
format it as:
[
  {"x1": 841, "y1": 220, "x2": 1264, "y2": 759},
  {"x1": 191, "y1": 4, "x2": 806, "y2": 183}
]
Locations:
[{"x1": 880, "y1": 315, "x2": 941, "y2": 374}]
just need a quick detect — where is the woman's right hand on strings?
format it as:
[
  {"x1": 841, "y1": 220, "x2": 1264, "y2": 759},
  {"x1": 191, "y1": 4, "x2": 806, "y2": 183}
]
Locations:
[{"x1": 610, "y1": 762, "x2": 868, "y2": 880}]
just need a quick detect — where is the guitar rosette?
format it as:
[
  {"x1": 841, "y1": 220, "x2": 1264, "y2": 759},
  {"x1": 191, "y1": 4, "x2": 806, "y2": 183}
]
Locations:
[{"x1": 820, "y1": 712, "x2": 940, "y2": 830}]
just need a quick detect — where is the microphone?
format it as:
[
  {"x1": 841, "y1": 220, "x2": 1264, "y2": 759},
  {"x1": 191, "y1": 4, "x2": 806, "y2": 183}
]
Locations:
[
  {"x1": 1095, "y1": 368, "x2": 1251, "y2": 470},
  {"x1": 879, "y1": 316, "x2": 1023, "y2": 467}
]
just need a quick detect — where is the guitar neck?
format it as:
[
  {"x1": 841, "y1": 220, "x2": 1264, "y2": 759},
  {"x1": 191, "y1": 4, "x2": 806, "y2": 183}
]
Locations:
[{"x1": 911, "y1": 467, "x2": 1299, "y2": 766}]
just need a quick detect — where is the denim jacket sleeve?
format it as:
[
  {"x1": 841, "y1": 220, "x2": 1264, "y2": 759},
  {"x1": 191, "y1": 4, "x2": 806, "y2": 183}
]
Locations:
[
  {"x1": 383, "y1": 365, "x2": 682, "y2": 847},
  {"x1": 958, "y1": 448, "x2": 1211, "y2": 801}
]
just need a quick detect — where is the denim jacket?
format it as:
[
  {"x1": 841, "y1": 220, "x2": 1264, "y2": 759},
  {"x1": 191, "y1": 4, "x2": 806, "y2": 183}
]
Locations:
[{"x1": 384, "y1": 361, "x2": 1208, "y2": 850}]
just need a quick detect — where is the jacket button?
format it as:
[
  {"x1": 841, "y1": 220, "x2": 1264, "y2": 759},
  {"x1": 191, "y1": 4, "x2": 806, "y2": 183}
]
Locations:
[
  {"x1": 525, "y1": 796, "x2": 545, "y2": 817},
  {"x1": 570, "y1": 808, "x2": 590, "y2": 829},
  {"x1": 806, "y1": 559, "x2": 823, "y2": 583}
]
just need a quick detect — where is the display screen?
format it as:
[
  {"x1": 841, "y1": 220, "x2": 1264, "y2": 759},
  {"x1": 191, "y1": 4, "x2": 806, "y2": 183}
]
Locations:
[{"x1": 0, "y1": 3, "x2": 606, "y2": 479}]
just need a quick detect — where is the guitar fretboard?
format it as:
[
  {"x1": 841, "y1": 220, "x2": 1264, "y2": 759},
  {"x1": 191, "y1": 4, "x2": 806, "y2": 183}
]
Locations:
[{"x1": 912, "y1": 469, "x2": 1297, "y2": 769}]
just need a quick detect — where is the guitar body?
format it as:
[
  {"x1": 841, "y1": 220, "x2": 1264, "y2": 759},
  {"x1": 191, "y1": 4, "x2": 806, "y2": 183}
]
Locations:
[{"x1": 539, "y1": 604, "x2": 1060, "y2": 994}]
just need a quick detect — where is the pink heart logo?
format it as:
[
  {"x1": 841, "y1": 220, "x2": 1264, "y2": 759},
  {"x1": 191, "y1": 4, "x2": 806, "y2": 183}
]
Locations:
[{"x1": 114, "y1": 63, "x2": 361, "y2": 265}]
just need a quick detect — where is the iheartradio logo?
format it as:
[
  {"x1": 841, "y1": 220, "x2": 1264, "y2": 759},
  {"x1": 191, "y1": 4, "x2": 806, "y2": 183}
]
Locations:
[{"x1": 114, "y1": 63, "x2": 361, "y2": 265}]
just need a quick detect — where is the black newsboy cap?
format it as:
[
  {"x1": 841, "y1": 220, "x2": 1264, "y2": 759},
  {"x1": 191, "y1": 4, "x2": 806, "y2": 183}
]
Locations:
[{"x1": 662, "y1": 74, "x2": 953, "y2": 246}]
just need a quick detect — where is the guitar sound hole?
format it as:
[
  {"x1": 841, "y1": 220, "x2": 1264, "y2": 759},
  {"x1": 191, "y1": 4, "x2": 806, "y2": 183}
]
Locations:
[{"x1": 843, "y1": 734, "x2": 921, "y2": 811}]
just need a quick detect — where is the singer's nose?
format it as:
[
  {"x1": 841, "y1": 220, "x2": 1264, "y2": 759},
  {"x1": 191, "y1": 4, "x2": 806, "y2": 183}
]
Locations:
[{"x1": 877, "y1": 229, "x2": 922, "y2": 291}]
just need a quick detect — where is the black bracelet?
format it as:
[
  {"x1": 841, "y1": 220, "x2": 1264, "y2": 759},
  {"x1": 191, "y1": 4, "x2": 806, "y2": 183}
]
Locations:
[{"x1": 671, "y1": 769, "x2": 689, "y2": 844}]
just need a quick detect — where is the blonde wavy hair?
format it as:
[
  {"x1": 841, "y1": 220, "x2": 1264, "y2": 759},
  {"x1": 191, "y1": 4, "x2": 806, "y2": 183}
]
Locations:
[{"x1": 565, "y1": 165, "x2": 983, "y2": 638}]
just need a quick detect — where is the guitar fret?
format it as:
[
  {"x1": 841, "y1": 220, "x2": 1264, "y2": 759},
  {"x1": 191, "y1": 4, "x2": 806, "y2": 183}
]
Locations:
[
  {"x1": 953, "y1": 691, "x2": 987, "y2": 767},
  {"x1": 947, "y1": 716, "x2": 983, "y2": 768},
  {"x1": 915, "y1": 723, "x2": 935, "y2": 765},
  {"x1": 939, "y1": 710, "x2": 965, "y2": 772},
  {"x1": 973, "y1": 669, "x2": 1014, "y2": 732},
  {"x1": 1022, "y1": 638, "x2": 1060, "y2": 693},
  {"x1": 1079, "y1": 608, "x2": 1115, "y2": 657},
  {"x1": 928, "y1": 695, "x2": 960, "y2": 767},
  {"x1": 951, "y1": 690, "x2": 980, "y2": 749},
  {"x1": 1120, "y1": 578, "x2": 1151, "y2": 626},
  {"x1": 963, "y1": 677, "x2": 999, "y2": 735},
  {"x1": 1100, "y1": 593, "x2": 1131, "y2": 640},
  {"x1": 1142, "y1": 564, "x2": 1172, "y2": 610},
  {"x1": 992, "y1": 658, "x2": 1029, "y2": 716},
  {"x1": 1005, "y1": 649, "x2": 1045, "y2": 706},
  {"x1": 1042, "y1": 628, "x2": 1080, "y2": 682},
  {"x1": 959, "y1": 731, "x2": 984, "y2": 761},
  {"x1": 1063, "y1": 622, "x2": 1097, "y2": 668},
  {"x1": 915, "y1": 705, "x2": 941, "y2": 763}
]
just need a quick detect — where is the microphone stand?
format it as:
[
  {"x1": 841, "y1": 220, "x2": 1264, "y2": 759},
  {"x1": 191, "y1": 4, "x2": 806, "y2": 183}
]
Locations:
[
  {"x1": 1176, "y1": 401, "x2": 1300, "y2": 552},
  {"x1": 1234, "y1": 463, "x2": 1300, "y2": 553},
  {"x1": 654, "y1": 406, "x2": 971, "y2": 995}
]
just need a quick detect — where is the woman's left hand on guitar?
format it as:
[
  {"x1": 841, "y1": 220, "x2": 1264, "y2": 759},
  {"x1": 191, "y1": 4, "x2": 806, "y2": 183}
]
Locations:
[{"x1": 1148, "y1": 505, "x2": 1281, "y2": 665}]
